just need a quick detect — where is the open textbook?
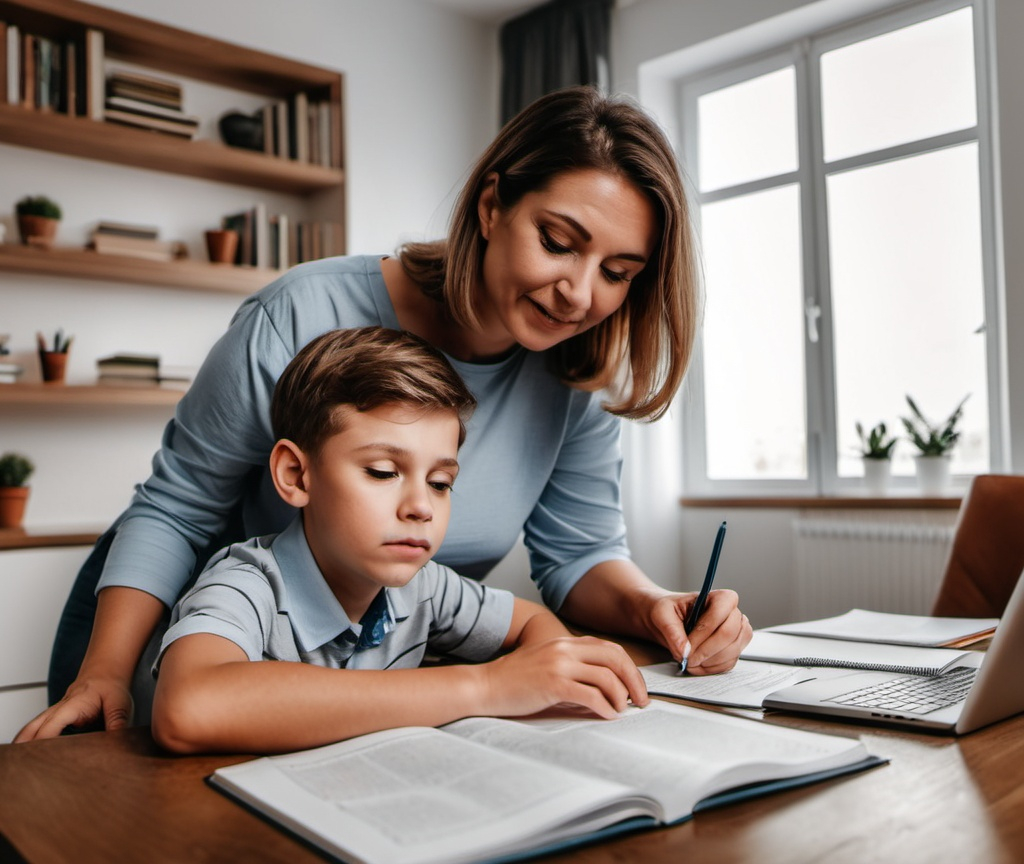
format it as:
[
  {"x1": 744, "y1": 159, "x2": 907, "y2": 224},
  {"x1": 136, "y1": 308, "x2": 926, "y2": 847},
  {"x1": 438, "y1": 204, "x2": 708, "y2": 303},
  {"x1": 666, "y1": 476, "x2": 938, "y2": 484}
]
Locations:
[{"x1": 209, "y1": 700, "x2": 881, "y2": 864}]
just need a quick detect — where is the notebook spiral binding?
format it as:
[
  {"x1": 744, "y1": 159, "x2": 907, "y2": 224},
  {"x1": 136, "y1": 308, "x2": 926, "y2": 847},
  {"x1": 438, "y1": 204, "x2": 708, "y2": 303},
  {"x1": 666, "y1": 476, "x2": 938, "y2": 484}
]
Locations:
[{"x1": 792, "y1": 658, "x2": 946, "y2": 677}]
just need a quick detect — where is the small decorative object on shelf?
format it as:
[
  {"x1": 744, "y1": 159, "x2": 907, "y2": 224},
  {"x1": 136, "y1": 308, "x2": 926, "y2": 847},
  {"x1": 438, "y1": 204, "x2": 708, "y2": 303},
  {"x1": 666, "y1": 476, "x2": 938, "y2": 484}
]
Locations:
[
  {"x1": 15, "y1": 195, "x2": 62, "y2": 248},
  {"x1": 901, "y1": 394, "x2": 969, "y2": 496},
  {"x1": 37, "y1": 329, "x2": 73, "y2": 384},
  {"x1": 854, "y1": 420, "x2": 897, "y2": 496},
  {"x1": 205, "y1": 229, "x2": 240, "y2": 264},
  {"x1": 0, "y1": 451, "x2": 34, "y2": 529},
  {"x1": 218, "y1": 110, "x2": 264, "y2": 151}
]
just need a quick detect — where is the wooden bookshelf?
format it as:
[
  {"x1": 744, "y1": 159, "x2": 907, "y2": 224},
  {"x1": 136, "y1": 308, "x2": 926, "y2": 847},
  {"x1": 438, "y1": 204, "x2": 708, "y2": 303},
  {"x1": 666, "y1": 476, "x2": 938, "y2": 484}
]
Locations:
[
  {"x1": 0, "y1": 243, "x2": 280, "y2": 294},
  {"x1": 0, "y1": 382, "x2": 185, "y2": 407},
  {"x1": 0, "y1": 104, "x2": 344, "y2": 194},
  {"x1": 0, "y1": 524, "x2": 103, "y2": 550}
]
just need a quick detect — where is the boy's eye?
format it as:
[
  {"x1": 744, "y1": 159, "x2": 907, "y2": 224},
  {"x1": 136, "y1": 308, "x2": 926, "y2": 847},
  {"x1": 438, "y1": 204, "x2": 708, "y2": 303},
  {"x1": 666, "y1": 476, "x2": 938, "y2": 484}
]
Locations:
[
  {"x1": 539, "y1": 227, "x2": 570, "y2": 254},
  {"x1": 429, "y1": 480, "x2": 454, "y2": 494},
  {"x1": 365, "y1": 467, "x2": 397, "y2": 480}
]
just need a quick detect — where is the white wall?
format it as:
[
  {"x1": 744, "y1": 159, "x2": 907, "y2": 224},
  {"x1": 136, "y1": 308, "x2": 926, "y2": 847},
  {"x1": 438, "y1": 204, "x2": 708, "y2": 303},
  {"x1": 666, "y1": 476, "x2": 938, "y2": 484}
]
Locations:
[{"x1": 1, "y1": 0, "x2": 501, "y2": 531}]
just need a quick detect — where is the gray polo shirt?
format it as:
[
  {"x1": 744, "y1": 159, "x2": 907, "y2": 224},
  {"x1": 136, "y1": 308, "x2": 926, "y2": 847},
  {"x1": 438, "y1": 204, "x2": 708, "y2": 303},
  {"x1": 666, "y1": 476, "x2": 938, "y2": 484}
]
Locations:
[{"x1": 156, "y1": 517, "x2": 515, "y2": 671}]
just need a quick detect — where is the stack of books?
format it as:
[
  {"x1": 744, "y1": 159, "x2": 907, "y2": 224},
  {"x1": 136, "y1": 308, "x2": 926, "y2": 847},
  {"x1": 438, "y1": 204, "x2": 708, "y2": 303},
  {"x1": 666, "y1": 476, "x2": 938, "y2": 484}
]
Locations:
[
  {"x1": 89, "y1": 221, "x2": 182, "y2": 262},
  {"x1": 103, "y1": 70, "x2": 199, "y2": 139},
  {"x1": 96, "y1": 353, "x2": 193, "y2": 388},
  {"x1": 0, "y1": 359, "x2": 24, "y2": 384}
]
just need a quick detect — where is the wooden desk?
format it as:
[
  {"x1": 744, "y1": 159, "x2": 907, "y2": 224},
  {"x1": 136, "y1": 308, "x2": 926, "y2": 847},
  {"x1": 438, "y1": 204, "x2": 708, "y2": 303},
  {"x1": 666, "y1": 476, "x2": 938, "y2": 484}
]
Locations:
[{"x1": 1, "y1": 708, "x2": 1022, "y2": 863}]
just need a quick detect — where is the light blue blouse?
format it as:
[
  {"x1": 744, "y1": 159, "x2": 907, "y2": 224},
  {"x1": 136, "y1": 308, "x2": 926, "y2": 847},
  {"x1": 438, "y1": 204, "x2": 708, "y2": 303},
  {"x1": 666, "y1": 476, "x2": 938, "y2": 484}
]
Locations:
[{"x1": 99, "y1": 255, "x2": 631, "y2": 611}]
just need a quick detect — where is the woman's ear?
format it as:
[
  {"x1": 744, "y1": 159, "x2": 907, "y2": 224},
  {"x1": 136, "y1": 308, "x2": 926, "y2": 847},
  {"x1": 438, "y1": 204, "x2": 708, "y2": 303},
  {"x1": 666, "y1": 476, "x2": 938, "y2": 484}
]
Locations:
[
  {"x1": 270, "y1": 439, "x2": 311, "y2": 508},
  {"x1": 477, "y1": 172, "x2": 500, "y2": 241}
]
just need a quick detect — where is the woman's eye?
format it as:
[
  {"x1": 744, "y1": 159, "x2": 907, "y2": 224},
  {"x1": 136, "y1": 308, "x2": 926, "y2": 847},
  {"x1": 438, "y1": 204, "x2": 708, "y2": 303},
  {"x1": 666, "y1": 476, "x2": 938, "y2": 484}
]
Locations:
[
  {"x1": 601, "y1": 268, "x2": 631, "y2": 285},
  {"x1": 366, "y1": 467, "x2": 397, "y2": 480},
  {"x1": 539, "y1": 227, "x2": 570, "y2": 255}
]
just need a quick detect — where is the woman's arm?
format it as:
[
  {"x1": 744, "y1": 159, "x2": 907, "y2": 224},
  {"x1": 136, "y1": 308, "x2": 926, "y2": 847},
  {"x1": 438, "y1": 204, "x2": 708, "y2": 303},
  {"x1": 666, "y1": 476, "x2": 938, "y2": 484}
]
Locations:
[
  {"x1": 15, "y1": 587, "x2": 166, "y2": 741},
  {"x1": 558, "y1": 559, "x2": 752, "y2": 675}
]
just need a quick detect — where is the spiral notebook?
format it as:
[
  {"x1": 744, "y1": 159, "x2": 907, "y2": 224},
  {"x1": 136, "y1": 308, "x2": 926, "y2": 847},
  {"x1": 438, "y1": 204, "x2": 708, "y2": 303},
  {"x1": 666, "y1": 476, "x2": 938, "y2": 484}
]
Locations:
[{"x1": 763, "y1": 572, "x2": 1024, "y2": 734}]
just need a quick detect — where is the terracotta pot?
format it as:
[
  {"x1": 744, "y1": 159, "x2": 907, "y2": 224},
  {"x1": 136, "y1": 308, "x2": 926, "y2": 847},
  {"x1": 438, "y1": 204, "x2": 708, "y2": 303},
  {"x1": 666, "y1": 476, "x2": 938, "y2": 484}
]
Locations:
[
  {"x1": 17, "y1": 215, "x2": 59, "y2": 248},
  {"x1": 0, "y1": 486, "x2": 29, "y2": 528},
  {"x1": 39, "y1": 350, "x2": 68, "y2": 383},
  {"x1": 205, "y1": 229, "x2": 239, "y2": 264}
]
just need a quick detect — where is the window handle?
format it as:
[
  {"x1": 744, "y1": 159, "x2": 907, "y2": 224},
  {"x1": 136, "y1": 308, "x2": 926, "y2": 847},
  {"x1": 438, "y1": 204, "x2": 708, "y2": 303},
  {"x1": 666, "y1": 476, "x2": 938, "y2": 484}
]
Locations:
[{"x1": 804, "y1": 299, "x2": 821, "y2": 344}]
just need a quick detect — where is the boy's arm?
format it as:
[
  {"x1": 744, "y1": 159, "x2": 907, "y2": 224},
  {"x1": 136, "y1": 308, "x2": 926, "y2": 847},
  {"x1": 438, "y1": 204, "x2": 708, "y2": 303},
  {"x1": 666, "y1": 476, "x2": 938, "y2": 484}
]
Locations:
[
  {"x1": 501, "y1": 597, "x2": 574, "y2": 647},
  {"x1": 152, "y1": 604, "x2": 649, "y2": 755}
]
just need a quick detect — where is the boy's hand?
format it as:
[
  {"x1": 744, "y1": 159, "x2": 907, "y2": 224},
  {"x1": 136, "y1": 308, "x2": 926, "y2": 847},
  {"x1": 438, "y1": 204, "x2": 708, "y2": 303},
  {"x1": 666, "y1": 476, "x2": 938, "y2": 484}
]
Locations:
[{"x1": 481, "y1": 635, "x2": 649, "y2": 720}]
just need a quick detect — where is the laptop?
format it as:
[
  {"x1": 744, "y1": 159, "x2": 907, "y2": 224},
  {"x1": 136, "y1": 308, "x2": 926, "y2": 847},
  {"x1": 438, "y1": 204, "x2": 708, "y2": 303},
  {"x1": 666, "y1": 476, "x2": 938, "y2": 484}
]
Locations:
[{"x1": 763, "y1": 570, "x2": 1024, "y2": 734}]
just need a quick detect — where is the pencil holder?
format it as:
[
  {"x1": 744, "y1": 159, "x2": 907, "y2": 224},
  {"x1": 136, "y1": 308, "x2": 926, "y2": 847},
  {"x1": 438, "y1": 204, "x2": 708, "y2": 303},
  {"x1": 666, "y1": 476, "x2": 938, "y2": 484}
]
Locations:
[{"x1": 39, "y1": 350, "x2": 68, "y2": 384}]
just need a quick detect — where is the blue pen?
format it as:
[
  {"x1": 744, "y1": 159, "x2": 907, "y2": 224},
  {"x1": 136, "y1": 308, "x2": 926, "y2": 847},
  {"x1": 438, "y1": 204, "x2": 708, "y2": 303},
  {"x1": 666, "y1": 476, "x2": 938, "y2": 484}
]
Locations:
[{"x1": 680, "y1": 520, "x2": 727, "y2": 674}]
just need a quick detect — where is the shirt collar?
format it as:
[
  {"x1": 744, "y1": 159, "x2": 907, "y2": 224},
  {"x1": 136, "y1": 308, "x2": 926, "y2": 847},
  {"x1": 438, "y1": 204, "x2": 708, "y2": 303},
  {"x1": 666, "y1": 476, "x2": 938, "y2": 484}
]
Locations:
[{"x1": 271, "y1": 516, "x2": 411, "y2": 653}]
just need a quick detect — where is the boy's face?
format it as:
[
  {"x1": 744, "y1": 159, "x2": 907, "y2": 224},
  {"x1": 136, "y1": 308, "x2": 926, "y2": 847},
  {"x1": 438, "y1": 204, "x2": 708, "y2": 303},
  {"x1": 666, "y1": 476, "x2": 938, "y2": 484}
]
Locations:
[{"x1": 300, "y1": 403, "x2": 461, "y2": 612}]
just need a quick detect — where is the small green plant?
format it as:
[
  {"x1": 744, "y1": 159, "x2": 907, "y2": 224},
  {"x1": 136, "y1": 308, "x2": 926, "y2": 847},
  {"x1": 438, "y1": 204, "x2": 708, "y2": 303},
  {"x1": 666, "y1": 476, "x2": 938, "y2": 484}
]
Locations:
[
  {"x1": 15, "y1": 195, "x2": 62, "y2": 220},
  {"x1": 901, "y1": 394, "x2": 969, "y2": 457},
  {"x1": 854, "y1": 421, "x2": 897, "y2": 459},
  {"x1": 0, "y1": 452, "x2": 34, "y2": 487}
]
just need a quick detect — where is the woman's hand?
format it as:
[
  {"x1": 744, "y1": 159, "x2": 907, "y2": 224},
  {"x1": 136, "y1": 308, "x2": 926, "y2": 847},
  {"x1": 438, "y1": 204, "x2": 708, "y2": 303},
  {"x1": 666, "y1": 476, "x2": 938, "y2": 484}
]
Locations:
[
  {"x1": 481, "y1": 635, "x2": 649, "y2": 720},
  {"x1": 14, "y1": 671, "x2": 133, "y2": 742},
  {"x1": 647, "y1": 589, "x2": 752, "y2": 675}
]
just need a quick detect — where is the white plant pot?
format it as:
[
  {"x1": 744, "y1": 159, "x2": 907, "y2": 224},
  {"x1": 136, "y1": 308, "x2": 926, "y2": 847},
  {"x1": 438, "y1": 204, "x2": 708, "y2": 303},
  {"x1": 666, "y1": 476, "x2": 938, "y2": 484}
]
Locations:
[
  {"x1": 914, "y1": 454, "x2": 952, "y2": 496},
  {"x1": 862, "y1": 458, "x2": 892, "y2": 496}
]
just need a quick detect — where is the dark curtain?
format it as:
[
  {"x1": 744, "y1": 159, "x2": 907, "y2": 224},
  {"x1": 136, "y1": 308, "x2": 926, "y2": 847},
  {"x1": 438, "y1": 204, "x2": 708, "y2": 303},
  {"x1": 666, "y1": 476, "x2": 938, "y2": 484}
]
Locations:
[{"x1": 500, "y1": 0, "x2": 613, "y2": 124}]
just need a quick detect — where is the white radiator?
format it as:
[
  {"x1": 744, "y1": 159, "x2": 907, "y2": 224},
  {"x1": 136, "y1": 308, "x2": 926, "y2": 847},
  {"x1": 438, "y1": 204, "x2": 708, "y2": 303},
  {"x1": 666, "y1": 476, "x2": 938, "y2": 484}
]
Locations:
[{"x1": 792, "y1": 512, "x2": 958, "y2": 619}]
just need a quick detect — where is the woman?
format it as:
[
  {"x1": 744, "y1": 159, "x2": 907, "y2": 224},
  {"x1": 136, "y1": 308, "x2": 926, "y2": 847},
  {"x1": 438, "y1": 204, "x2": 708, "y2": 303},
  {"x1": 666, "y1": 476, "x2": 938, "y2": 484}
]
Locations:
[{"x1": 19, "y1": 86, "x2": 751, "y2": 741}]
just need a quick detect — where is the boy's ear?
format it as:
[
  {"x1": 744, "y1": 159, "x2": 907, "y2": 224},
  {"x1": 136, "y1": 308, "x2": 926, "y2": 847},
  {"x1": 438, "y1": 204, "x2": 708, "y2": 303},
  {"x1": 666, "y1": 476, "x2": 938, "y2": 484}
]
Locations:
[
  {"x1": 477, "y1": 171, "x2": 500, "y2": 241},
  {"x1": 270, "y1": 439, "x2": 311, "y2": 508}
]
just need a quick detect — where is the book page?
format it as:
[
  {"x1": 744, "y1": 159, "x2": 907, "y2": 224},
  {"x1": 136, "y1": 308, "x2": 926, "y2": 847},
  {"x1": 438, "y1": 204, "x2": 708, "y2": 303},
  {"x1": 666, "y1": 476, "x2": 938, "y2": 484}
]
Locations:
[
  {"x1": 210, "y1": 726, "x2": 651, "y2": 864},
  {"x1": 768, "y1": 608, "x2": 998, "y2": 646},
  {"x1": 641, "y1": 659, "x2": 823, "y2": 709},
  {"x1": 445, "y1": 700, "x2": 867, "y2": 825}
]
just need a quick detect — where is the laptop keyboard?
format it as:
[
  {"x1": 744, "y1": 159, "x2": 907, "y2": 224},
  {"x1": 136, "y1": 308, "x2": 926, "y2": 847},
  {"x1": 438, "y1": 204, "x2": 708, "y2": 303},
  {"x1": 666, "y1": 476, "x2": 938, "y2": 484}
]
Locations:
[{"x1": 827, "y1": 665, "x2": 977, "y2": 715}]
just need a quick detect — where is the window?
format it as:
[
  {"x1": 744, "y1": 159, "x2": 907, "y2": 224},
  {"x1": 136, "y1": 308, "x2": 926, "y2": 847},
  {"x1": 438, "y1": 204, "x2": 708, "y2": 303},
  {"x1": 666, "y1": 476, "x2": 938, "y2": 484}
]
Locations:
[{"x1": 680, "y1": 0, "x2": 1002, "y2": 496}]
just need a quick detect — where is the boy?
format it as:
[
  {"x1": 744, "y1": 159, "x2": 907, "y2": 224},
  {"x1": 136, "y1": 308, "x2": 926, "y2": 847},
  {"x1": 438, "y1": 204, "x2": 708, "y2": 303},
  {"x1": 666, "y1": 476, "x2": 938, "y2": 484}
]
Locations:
[{"x1": 152, "y1": 327, "x2": 647, "y2": 754}]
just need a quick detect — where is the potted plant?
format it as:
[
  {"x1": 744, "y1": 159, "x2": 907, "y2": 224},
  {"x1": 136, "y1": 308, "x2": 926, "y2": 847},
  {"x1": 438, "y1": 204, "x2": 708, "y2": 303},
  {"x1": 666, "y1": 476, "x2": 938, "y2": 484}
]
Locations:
[
  {"x1": 900, "y1": 394, "x2": 968, "y2": 495},
  {"x1": 15, "y1": 195, "x2": 62, "y2": 248},
  {"x1": 854, "y1": 420, "x2": 897, "y2": 495},
  {"x1": 0, "y1": 451, "x2": 34, "y2": 528}
]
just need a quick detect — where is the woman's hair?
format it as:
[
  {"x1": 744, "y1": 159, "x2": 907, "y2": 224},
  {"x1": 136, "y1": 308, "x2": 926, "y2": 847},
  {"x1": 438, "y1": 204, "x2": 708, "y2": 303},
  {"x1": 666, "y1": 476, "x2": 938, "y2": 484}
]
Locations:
[
  {"x1": 270, "y1": 327, "x2": 477, "y2": 455},
  {"x1": 399, "y1": 85, "x2": 699, "y2": 421}
]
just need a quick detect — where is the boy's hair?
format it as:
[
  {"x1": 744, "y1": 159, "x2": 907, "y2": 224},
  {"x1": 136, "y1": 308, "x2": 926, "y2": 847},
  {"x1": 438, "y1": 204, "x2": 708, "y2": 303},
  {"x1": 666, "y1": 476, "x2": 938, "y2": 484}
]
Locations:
[{"x1": 270, "y1": 327, "x2": 476, "y2": 455}]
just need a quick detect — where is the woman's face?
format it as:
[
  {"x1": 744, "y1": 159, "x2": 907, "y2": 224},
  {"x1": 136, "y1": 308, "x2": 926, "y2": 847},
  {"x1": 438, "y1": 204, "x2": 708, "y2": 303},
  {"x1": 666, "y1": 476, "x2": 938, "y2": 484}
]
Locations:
[{"x1": 476, "y1": 168, "x2": 658, "y2": 354}]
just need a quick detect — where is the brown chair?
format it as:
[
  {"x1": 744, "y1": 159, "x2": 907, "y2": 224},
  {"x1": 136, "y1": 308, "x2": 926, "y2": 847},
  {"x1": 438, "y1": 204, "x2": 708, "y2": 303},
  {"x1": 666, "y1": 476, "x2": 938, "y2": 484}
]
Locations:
[{"x1": 931, "y1": 474, "x2": 1024, "y2": 618}]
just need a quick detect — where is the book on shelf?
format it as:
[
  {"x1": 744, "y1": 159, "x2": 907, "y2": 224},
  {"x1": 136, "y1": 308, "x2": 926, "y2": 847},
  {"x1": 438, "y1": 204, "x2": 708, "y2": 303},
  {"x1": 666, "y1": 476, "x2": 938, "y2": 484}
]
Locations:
[
  {"x1": 104, "y1": 107, "x2": 198, "y2": 139},
  {"x1": 105, "y1": 95, "x2": 200, "y2": 126},
  {"x1": 0, "y1": 360, "x2": 24, "y2": 384},
  {"x1": 106, "y1": 69, "x2": 182, "y2": 109},
  {"x1": 94, "y1": 220, "x2": 160, "y2": 240},
  {"x1": 1, "y1": 24, "x2": 98, "y2": 117},
  {"x1": 84, "y1": 28, "x2": 104, "y2": 120},
  {"x1": 209, "y1": 700, "x2": 881, "y2": 864},
  {"x1": 96, "y1": 353, "x2": 193, "y2": 387},
  {"x1": 89, "y1": 233, "x2": 181, "y2": 262}
]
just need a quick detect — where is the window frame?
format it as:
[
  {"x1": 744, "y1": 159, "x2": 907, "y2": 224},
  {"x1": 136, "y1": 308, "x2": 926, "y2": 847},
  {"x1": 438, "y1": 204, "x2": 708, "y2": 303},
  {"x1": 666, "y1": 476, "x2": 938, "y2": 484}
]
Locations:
[{"x1": 679, "y1": 0, "x2": 1005, "y2": 498}]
